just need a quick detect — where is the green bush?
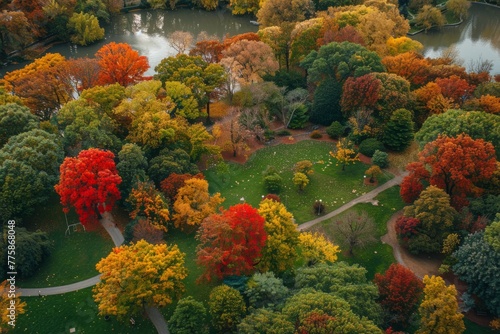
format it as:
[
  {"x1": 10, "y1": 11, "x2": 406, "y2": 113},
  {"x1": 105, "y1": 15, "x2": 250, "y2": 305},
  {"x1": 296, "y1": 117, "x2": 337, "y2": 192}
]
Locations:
[
  {"x1": 310, "y1": 130, "x2": 322, "y2": 139},
  {"x1": 326, "y1": 121, "x2": 344, "y2": 139},
  {"x1": 288, "y1": 104, "x2": 309, "y2": 129},
  {"x1": 276, "y1": 129, "x2": 291, "y2": 136},
  {"x1": 358, "y1": 138, "x2": 385, "y2": 157},
  {"x1": 371, "y1": 150, "x2": 389, "y2": 168},
  {"x1": 264, "y1": 173, "x2": 283, "y2": 193}
]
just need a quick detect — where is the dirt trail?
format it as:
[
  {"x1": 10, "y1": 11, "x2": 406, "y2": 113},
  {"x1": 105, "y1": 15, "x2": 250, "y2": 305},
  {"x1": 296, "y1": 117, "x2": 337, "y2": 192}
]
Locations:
[{"x1": 381, "y1": 210, "x2": 441, "y2": 279}]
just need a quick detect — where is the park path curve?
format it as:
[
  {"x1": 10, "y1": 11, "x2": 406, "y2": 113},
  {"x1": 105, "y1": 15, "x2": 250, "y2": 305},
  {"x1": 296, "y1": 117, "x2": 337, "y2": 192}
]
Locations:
[
  {"x1": 298, "y1": 172, "x2": 408, "y2": 231},
  {"x1": 19, "y1": 211, "x2": 169, "y2": 334}
]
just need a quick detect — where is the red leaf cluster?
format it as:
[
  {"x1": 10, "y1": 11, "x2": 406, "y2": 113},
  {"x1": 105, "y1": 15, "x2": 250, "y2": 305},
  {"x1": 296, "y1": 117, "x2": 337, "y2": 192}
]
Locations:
[
  {"x1": 395, "y1": 216, "x2": 420, "y2": 240},
  {"x1": 54, "y1": 148, "x2": 122, "y2": 229},
  {"x1": 160, "y1": 173, "x2": 204, "y2": 203}
]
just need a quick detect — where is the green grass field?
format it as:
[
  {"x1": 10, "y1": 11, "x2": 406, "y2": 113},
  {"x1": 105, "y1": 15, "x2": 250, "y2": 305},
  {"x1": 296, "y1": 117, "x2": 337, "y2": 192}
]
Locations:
[
  {"x1": 309, "y1": 185, "x2": 405, "y2": 279},
  {"x1": 205, "y1": 140, "x2": 391, "y2": 224},
  {"x1": 17, "y1": 195, "x2": 114, "y2": 288},
  {"x1": 14, "y1": 288, "x2": 156, "y2": 334}
]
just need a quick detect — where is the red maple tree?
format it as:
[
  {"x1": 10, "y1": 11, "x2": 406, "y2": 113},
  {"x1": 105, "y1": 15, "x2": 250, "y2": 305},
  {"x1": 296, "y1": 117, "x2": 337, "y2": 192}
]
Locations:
[
  {"x1": 374, "y1": 263, "x2": 424, "y2": 327},
  {"x1": 434, "y1": 75, "x2": 475, "y2": 105},
  {"x1": 400, "y1": 135, "x2": 497, "y2": 209},
  {"x1": 95, "y1": 42, "x2": 150, "y2": 86},
  {"x1": 54, "y1": 148, "x2": 122, "y2": 229},
  {"x1": 196, "y1": 203, "x2": 267, "y2": 282}
]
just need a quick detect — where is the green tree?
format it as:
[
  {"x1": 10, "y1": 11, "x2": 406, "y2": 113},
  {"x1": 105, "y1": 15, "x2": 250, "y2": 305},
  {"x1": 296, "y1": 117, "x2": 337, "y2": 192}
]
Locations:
[
  {"x1": 229, "y1": 0, "x2": 260, "y2": 15},
  {"x1": 168, "y1": 296, "x2": 209, "y2": 334},
  {"x1": 453, "y1": 231, "x2": 500, "y2": 316},
  {"x1": 257, "y1": 199, "x2": 299, "y2": 273},
  {"x1": 245, "y1": 272, "x2": 289, "y2": 310},
  {"x1": 310, "y1": 78, "x2": 343, "y2": 125},
  {"x1": 417, "y1": 275, "x2": 465, "y2": 334},
  {"x1": 9, "y1": 228, "x2": 51, "y2": 278},
  {"x1": 148, "y1": 148, "x2": 199, "y2": 186},
  {"x1": 238, "y1": 309, "x2": 294, "y2": 334},
  {"x1": 446, "y1": 0, "x2": 470, "y2": 20},
  {"x1": 381, "y1": 108, "x2": 414, "y2": 152},
  {"x1": 94, "y1": 240, "x2": 187, "y2": 320},
  {"x1": 165, "y1": 81, "x2": 201, "y2": 121},
  {"x1": 116, "y1": 143, "x2": 148, "y2": 202},
  {"x1": 300, "y1": 41, "x2": 384, "y2": 85},
  {"x1": 416, "y1": 110, "x2": 500, "y2": 158},
  {"x1": 0, "y1": 103, "x2": 39, "y2": 147},
  {"x1": 282, "y1": 290, "x2": 382, "y2": 333},
  {"x1": 371, "y1": 150, "x2": 389, "y2": 168},
  {"x1": 295, "y1": 263, "x2": 382, "y2": 323},
  {"x1": 415, "y1": 5, "x2": 446, "y2": 32},
  {"x1": 208, "y1": 285, "x2": 246, "y2": 333},
  {"x1": 154, "y1": 54, "x2": 226, "y2": 122},
  {"x1": 485, "y1": 214, "x2": 500, "y2": 251},
  {"x1": 67, "y1": 12, "x2": 105, "y2": 46}
]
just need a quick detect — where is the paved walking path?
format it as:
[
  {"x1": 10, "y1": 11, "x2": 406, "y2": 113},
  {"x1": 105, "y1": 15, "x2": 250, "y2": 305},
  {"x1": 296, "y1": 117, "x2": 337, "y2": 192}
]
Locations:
[{"x1": 297, "y1": 172, "x2": 408, "y2": 231}]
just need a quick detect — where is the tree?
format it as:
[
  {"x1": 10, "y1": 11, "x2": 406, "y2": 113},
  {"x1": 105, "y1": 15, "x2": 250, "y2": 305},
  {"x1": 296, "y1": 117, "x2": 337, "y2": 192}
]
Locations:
[
  {"x1": 282, "y1": 290, "x2": 382, "y2": 333},
  {"x1": 96, "y1": 42, "x2": 150, "y2": 86},
  {"x1": 372, "y1": 72, "x2": 413, "y2": 124},
  {"x1": 341, "y1": 74, "x2": 381, "y2": 118},
  {"x1": 116, "y1": 143, "x2": 148, "y2": 202},
  {"x1": 453, "y1": 231, "x2": 500, "y2": 316},
  {"x1": 160, "y1": 173, "x2": 204, "y2": 203},
  {"x1": 7, "y1": 228, "x2": 51, "y2": 278},
  {"x1": 382, "y1": 52, "x2": 431, "y2": 87},
  {"x1": 0, "y1": 11, "x2": 33, "y2": 57},
  {"x1": 127, "y1": 181, "x2": 170, "y2": 231},
  {"x1": 168, "y1": 296, "x2": 209, "y2": 334},
  {"x1": 485, "y1": 214, "x2": 500, "y2": 251},
  {"x1": 189, "y1": 39, "x2": 223, "y2": 64},
  {"x1": 172, "y1": 178, "x2": 224, "y2": 232},
  {"x1": 238, "y1": 309, "x2": 295, "y2": 334},
  {"x1": 169, "y1": 31, "x2": 194, "y2": 55},
  {"x1": 402, "y1": 135, "x2": 498, "y2": 209},
  {"x1": 466, "y1": 94, "x2": 500, "y2": 114},
  {"x1": 386, "y1": 36, "x2": 423, "y2": 56},
  {"x1": 0, "y1": 103, "x2": 38, "y2": 147},
  {"x1": 147, "y1": 148, "x2": 199, "y2": 186},
  {"x1": 329, "y1": 138, "x2": 360, "y2": 171},
  {"x1": 372, "y1": 150, "x2": 389, "y2": 168},
  {"x1": 164, "y1": 81, "x2": 201, "y2": 120},
  {"x1": 2, "y1": 53, "x2": 73, "y2": 120},
  {"x1": 154, "y1": 54, "x2": 226, "y2": 121},
  {"x1": 208, "y1": 285, "x2": 246, "y2": 332},
  {"x1": 417, "y1": 275, "x2": 465, "y2": 334},
  {"x1": 374, "y1": 263, "x2": 424, "y2": 327},
  {"x1": 333, "y1": 211, "x2": 377, "y2": 255},
  {"x1": 196, "y1": 204, "x2": 267, "y2": 281},
  {"x1": 130, "y1": 217, "x2": 165, "y2": 245},
  {"x1": 381, "y1": 108, "x2": 414, "y2": 152},
  {"x1": 93, "y1": 240, "x2": 187, "y2": 319},
  {"x1": 1, "y1": 280, "x2": 26, "y2": 332},
  {"x1": 245, "y1": 272, "x2": 289, "y2": 310},
  {"x1": 64, "y1": 57, "x2": 101, "y2": 94},
  {"x1": 415, "y1": 5, "x2": 446, "y2": 32},
  {"x1": 293, "y1": 172, "x2": 309, "y2": 192},
  {"x1": 67, "y1": 12, "x2": 104, "y2": 46},
  {"x1": 416, "y1": 110, "x2": 500, "y2": 158},
  {"x1": 295, "y1": 262, "x2": 383, "y2": 323},
  {"x1": 300, "y1": 41, "x2": 384, "y2": 85},
  {"x1": 256, "y1": 0, "x2": 314, "y2": 28},
  {"x1": 221, "y1": 40, "x2": 279, "y2": 86},
  {"x1": 435, "y1": 75, "x2": 475, "y2": 106},
  {"x1": 229, "y1": 0, "x2": 260, "y2": 14},
  {"x1": 298, "y1": 232, "x2": 340, "y2": 265},
  {"x1": 257, "y1": 199, "x2": 299, "y2": 273},
  {"x1": 446, "y1": 0, "x2": 470, "y2": 20},
  {"x1": 365, "y1": 165, "x2": 382, "y2": 183},
  {"x1": 54, "y1": 148, "x2": 122, "y2": 230}
]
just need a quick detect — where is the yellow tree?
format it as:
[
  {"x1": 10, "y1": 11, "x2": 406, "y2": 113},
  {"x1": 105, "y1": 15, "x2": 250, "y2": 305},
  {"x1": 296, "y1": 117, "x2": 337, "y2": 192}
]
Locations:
[
  {"x1": 329, "y1": 138, "x2": 360, "y2": 171},
  {"x1": 298, "y1": 232, "x2": 340, "y2": 265},
  {"x1": 293, "y1": 172, "x2": 309, "y2": 192},
  {"x1": 257, "y1": 198, "x2": 299, "y2": 273},
  {"x1": 1, "y1": 280, "x2": 26, "y2": 331},
  {"x1": 93, "y1": 240, "x2": 187, "y2": 320},
  {"x1": 417, "y1": 275, "x2": 465, "y2": 334},
  {"x1": 172, "y1": 178, "x2": 224, "y2": 232},
  {"x1": 127, "y1": 181, "x2": 170, "y2": 232}
]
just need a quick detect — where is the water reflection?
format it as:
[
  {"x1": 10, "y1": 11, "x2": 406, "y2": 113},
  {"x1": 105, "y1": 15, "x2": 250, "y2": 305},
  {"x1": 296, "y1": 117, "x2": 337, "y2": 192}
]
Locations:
[{"x1": 412, "y1": 4, "x2": 500, "y2": 74}]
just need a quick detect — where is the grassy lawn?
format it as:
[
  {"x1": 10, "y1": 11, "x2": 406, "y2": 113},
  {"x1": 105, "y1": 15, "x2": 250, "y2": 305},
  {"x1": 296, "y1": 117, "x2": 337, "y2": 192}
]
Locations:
[
  {"x1": 309, "y1": 185, "x2": 405, "y2": 279},
  {"x1": 205, "y1": 140, "x2": 392, "y2": 224},
  {"x1": 14, "y1": 288, "x2": 156, "y2": 334},
  {"x1": 18, "y1": 194, "x2": 114, "y2": 288},
  {"x1": 464, "y1": 319, "x2": 495, "y2": 334}
]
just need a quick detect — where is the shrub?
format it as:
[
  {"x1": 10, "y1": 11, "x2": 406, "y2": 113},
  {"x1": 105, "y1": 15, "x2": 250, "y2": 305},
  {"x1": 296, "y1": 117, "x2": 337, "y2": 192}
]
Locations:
[
  {"x1": 326, "y1": 121, "x2": 344, "y2": 139},
  {"x1": 264, "y1": 174, "x2": 282, "y2": 193},
  {"x1": 358, "y1": 138, "x2": 385, "y2": 157},
  {"x1": 276, "y1": 129, "x2": 291, "y2": 136},
  {"x1": 310, "y1": 130, "x2": 322, "y2": 139},
  {"x1": 288, "y1": 104, "x2": 309, "y2": 129},
  {"x1": 264, "y1": 130, "x2": 275, "y2": 141},
  {"x1": 371, "y1": 150, "x2": 389, "y2": 168}
]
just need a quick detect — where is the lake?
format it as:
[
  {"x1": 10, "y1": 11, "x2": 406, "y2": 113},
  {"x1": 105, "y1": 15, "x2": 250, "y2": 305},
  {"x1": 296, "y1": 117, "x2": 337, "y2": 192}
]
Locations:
[{"x1": 411, "y1": 3, "x2": 500, "y2": 75}]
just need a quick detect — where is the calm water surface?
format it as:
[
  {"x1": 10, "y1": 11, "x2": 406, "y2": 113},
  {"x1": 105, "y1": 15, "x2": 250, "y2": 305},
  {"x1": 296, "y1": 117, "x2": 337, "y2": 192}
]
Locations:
[{"x1": 412, "y1": 3, "x2": 500, "y2": 75}]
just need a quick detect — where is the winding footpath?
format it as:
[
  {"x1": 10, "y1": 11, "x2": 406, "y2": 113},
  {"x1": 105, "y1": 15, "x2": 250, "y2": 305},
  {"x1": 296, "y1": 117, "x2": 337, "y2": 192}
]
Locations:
[{"x1": 18, "y1": 172, "x2": 408, "y2": 333}]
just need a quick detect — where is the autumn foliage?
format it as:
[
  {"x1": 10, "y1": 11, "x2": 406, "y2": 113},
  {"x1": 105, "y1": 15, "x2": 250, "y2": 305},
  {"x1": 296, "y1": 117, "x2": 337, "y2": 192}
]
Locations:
[
  {"x1": 96, "y1": 42, "x2": 150, "y2": 86},
  {"x1": 196, "y1": 203, "x2": 267, "y2": 282},
  {"x1": 55, "y1": 148, "x2": 122, "y2": 229},
  {"x1": 160, "y1": 173, "x2": 205, "y2": 203},
  {"x1": 401, "y1": 134, "x2": 497, "y2": 209},
  {"x1": 374, "y1": 263, "x2": 424, "y2": 327}
]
